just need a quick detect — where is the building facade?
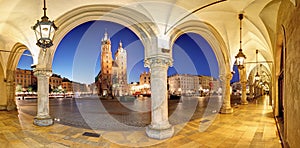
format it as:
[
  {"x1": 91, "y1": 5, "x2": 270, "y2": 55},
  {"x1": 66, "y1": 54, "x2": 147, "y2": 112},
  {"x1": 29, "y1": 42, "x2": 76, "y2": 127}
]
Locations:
[
  {"x1": 139, "y1": 71, "x2": 150, "y2": 85},
  {"x1": 15, "y1": 69, "x2": 89, "y2": 94},
  {"x1": 199, "y1": 75, "x2": 213, "y2": 90},
  {"x1": 96, "y1": 32, "x2": 128, "y2": 97},
  {"x1": 62, "y1": 78, "x2": 89, "y2": 93},
  {"x1": 15, "y1": 68, "x2": 34, "y2": 91},
  {"x1": 168, "y1": 74, "x2": 201, "y2": 95},
  {"x1": 49, "y1": 74, "x2": 62, "y2": 90},
  {"x1": 168, "y1": 74, "x2": 220, "y2": 95}
]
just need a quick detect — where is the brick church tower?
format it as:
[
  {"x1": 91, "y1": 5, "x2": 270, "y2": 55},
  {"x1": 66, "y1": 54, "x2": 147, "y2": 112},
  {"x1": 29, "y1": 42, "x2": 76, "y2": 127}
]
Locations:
[{"x1": 98, "y1": 31, "x2": 113, "y2": 96}]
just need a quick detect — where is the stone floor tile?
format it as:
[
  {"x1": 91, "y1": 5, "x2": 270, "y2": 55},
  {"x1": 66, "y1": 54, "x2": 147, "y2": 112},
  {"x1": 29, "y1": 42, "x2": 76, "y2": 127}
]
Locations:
[{"x1": 0, "y1": 96, "x2": 282, "y2": 148}]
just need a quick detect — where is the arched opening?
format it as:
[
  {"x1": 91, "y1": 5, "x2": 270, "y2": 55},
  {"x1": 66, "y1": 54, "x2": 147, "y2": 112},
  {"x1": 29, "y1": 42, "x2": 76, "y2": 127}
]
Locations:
[
  {"x1": 168, "y1": 19, "x2": 231, "y2": 129},
  {"x1": 278, "y1": 44, "x2": 284, "y2": 118},
  {"x1": 168, "y1": 32, "x2": 221, "y2": 125},
  {"x1": 169, "y1": 20, "x2": 231, "y2": 115},
  {"x1": 169, "y1": 20, "x2": 230, "y2": 76},
  {"x1": 15, "y1": 50, "x2": 35, "y2": 99},
  {"x1": 3, "y1": 43, "x2": 30, "y2": 110},
  {"x1": 248, "y1": 64, "x2": 272, "y2": 99},
  {"x1": 18, "y1": 20, "x2": 158, "y2": 130},
  {"x1": 277, "y1": 39, "x2": 285, "y2": 136},
  {"x1": 169, "y1": 33, "x2": 219, "y2": 95}
]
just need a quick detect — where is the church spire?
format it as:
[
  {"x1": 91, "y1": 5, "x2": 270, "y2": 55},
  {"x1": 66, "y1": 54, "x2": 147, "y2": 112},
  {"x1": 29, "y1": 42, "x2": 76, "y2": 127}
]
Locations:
[{"x1": 102, "y1": 29, "x2": 110, "y2": 42}]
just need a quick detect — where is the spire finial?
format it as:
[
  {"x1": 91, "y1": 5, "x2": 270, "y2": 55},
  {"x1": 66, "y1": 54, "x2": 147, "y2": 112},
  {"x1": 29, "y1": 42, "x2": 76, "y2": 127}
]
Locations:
[
  {"x1": 103, "y1": 29, "x2": 109, "y2": 41},
  {"x1": 119, "y1": 40, "x2": 122, "y2": 47}
]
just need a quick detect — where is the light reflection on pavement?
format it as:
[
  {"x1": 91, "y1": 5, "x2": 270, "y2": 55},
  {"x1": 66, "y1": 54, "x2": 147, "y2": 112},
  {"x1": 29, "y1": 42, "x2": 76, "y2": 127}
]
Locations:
[{"x1": 16, "y1": 96, "x2": 221, "y2": 130}]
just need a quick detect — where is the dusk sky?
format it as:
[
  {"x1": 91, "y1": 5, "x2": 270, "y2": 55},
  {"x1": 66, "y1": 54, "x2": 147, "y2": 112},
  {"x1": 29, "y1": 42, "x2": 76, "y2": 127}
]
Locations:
[{"x1": 18, "y1": 20, "x2": 225, "y2": 84}]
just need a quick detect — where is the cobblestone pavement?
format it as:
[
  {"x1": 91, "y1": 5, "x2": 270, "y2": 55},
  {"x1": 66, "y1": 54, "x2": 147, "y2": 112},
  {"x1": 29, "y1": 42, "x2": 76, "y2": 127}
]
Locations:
[
  {"x1": 0, "y1": 95, "x2": 281, "y2": 147},
  {"x1": 16, "y1": 96, "x2": 220, "y2": 130}
]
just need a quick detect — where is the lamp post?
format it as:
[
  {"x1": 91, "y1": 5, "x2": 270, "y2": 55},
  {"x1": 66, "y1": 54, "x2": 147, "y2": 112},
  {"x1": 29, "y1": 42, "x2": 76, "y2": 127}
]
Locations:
[
  {"x1": 254, "y1": 49, "x2": 260, "y2": 81},
  {"x1": 235, "y1": 14, "x2": 246, "y2": 70},
  {"x1": 32, "y1": 0, "x2": 57, "y2": 127},
  {"x1": 32, "y1": 0, "x2": 57, "y2": 50}
]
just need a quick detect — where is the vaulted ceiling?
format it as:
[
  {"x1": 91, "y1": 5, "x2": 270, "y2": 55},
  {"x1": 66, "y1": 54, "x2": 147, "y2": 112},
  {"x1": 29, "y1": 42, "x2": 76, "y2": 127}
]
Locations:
[{"x1": 0, "y1": 0, "x2": 283, "y2": 76}]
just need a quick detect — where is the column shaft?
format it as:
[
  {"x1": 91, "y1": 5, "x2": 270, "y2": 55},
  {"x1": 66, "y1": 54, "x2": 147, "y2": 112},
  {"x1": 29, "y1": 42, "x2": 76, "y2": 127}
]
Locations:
[
  {"x1": 220, "y1": 73, "x2": 233, "y2": 113},
  {"x1": 6, "y1": 81, "x2": 16, "y2": 111},
  {"x1": 33, "y1": 69, "x2": 53, "y2": 126},
  {"x1": 240, "y1": 68, "x2": 248, "y2": 105},
  {"x1": 249, "y1": 76, "x2": 254, "y2": 99},
  {"x1": 145, "y1": 57, "x2": 174, "y2": 139}
]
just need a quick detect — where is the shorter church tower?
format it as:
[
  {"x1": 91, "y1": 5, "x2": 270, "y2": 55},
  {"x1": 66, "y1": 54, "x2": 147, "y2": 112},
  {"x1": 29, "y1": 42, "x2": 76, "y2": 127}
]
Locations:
[{"x1": 113, "y1": 41, "x2": 128, "y2": 96}]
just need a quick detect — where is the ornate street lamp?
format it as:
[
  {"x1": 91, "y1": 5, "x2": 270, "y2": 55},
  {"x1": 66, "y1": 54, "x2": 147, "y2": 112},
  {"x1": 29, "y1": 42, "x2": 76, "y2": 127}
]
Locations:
[
  {"x1": 254, "y1": 50, "x2": 260, "y2": 81},
  {"x1": 32, "y1": 0, "x2": 57, "y2": 50},
  {"x1": 235, "y1": 14, "x2": 246, "y2": 70}
]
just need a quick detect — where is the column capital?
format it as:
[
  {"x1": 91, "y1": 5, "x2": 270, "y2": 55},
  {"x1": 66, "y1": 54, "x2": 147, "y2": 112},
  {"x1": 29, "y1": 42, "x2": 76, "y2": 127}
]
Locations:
[
  {"x1": 144, "y1": 56, "x2": 173, "y2": 68},
  {"x1": 240, "y1": 81, "x2": 247, "y2": 84},
  {"x1": 34, "y1": 69, "x2": 52, "y2": 77},
  {"x1": 4, "y1": 80, "x2": 14, "y2": 85},
  {"x1": 225, "y1": 73, "x2": 233, "y2": 81},
  {"x1": 219, "y1": 73, "x2": 232, "y2": 82}
]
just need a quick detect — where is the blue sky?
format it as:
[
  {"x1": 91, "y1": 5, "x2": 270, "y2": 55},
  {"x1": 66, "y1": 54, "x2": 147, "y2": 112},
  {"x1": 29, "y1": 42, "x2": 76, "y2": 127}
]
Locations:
[{"x1": 18, "y1": 20, "x2": 223, "y2": 84}]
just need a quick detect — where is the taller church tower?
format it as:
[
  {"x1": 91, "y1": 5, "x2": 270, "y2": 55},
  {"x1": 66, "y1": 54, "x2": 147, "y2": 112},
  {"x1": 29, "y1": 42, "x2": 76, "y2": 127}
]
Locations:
[{"x1": 98, "y1": 31, "x2": 113, "y2": 96}]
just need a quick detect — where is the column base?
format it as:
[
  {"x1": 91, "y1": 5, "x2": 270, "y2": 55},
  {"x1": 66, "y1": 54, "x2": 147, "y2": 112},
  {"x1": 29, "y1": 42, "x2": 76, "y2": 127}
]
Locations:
[
  {"x1": 7, "y1": 104, "x2": 16, "y2": 111},
  {"x1": 146, "y1": 124, "x2": 174, "y2": 139},
  {"x1": 241, "y1": 101, "x2": 248, "y2": 105},
  {"x1": 220, "y1": 107, "x2": 233, "y2": 114},
  {"x1": 33, "y1": 116, "x2": 53, "y2": 126},
  {"x1": 0, "y1": 105, "x2": 7, "y2": 111}
]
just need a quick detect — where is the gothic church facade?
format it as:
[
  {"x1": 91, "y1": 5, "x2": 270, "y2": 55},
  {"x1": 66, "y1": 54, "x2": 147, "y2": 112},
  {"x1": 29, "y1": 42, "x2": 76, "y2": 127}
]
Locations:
[{"x1": 96, "y1": 32, "x2": 128, "y2": 97}]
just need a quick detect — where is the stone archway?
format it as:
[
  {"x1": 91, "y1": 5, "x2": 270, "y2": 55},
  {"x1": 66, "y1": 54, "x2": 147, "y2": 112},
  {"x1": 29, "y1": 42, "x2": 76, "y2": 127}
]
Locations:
[
  {"x1": 3, "y1": 42, "x2": 28, "y2": 110},
  {"x1": 169, "y1": 20, "x2": 230, "y2": 82},
  {"x1": 169, "y1": 20, "x2": 233, "y2": 113},
  {"x1": 248, "y1": 64, "x2": 272, "y2": 98},
  {"x1": 47, "y1": 4, "x2": 159, "y2": 70},
  {"x1": 32, "y1": 4, "x2": 178, "y2": 139}
]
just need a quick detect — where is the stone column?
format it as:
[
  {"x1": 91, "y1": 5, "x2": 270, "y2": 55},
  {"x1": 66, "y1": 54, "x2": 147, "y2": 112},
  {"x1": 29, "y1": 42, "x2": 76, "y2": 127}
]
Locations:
[
  {"x1": 249, "y1": 76, "x2": 254, "y2": 99},
  {"x1": 33, "y1": 69, "x2": 53, "y2": 126},
  {"x1": 145, "y1": 57, "x2": 174, "y2": 139},
  {"x1": 6, "y1": 81, "x2": 16, "y2": 111},
  {"x1": 220, "y1": 73, "x2": 233, "y2": 114},
  {"x1": 240, "y1": 68, "x2": 248, "y2": 105},
  {"x1": 4, "y1": 70, "x2": 17, "y2": 111}
]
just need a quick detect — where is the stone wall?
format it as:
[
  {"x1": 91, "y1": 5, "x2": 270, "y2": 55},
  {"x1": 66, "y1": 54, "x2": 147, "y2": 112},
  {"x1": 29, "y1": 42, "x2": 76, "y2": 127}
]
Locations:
[{"x1": 276, "y1": 0, "x2": 300, "y2": 147}]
